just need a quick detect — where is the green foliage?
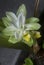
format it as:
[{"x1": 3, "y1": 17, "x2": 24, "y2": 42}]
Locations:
[
  {"x1": 16, "y1": 4, "x2": 27, "y2": 17},
  {"x1": 2, "y1": 17, "x2": 11, "y2": 27},
  {"x1": 25, "y1": 23, "x2": 41, "y2": 30},
  {"x1": 23, "y1": 58, "x2": 33, "y2": 65},
  {"x1": 26, "y1": 17, "x2": 39, "y2": 23},
  {"x1": 0, "y1": 19, "x2": 5, "y2": 31},
  {"x1": 0, "y1": 19, "x2": 5, "y2": 27},
  {"x1": 0, "y1": 4, "x2": 41, "y2": 48},
  {"x1": 8, "y1": 36, "x2": 19, "y2": 44}
]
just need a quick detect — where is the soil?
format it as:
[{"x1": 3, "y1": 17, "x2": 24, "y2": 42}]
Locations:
[{"x1": 28, "y1": 50, "x2": 44, "y2": 65}]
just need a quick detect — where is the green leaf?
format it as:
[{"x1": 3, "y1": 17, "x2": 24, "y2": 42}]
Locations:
[
  {"x1": 16, "y1": 4, "x2": 27, "y2": 17},
  {"x1": 6, "y1": 12, "x2": 17, "y2": 22},
  {"x1": 0, "y1": 33, "x2": 9, "y2": 39},
  {"x1": 26, "y1": 17, "x2": 39, "y2": 23},
  {"x1": 25, "y1": 23, "x2": 41, "y2": 30},
  {"x1": 0, "y1": 19, "x2": 5, "y2": 28},
  {"x1": 0, "y1": 26, "x2": 4, "y2": 31},
  {"x1": 2, "y1": 17, "x2": 11, "y2": 27},
  {"x1": 23, "y1": 58, "x2": 33, "y2": 65},
  {"x1": 8, "y1": 36, "x2": 19, "y2": 44},
  {"x1": 2, "y1": 25, "x2": 16, "y2": 36}
]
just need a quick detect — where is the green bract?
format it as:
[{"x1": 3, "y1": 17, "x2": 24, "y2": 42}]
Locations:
[
  {"x1": 16, "y1": 4, "x2": 27, "y2": 17},
  {"x1": 2, "y1": 4, "x2": 41, "y2": 47},
  {"x1": 26, "y1": 17, "x2": 39, "y2": 23}
]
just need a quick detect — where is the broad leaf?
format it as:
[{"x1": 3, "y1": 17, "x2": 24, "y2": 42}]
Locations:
[
  {"x1": 0, "y1": 32, "x2": 9, "y2": 39},
  {"x1": 2, "y1": 25, "x2": 16, "y2": 36},
  {"x1": 16, "y1": 4, "x2": 27, "y2": 17},
  {"x1": 6, "y1": 12, "x2": 17, "y2": 21},
  {"x1": 0, "y1": 19, "x2": 5, "y2": 27},
  {"x1": 26, "y1": 17, "x2": 39, "y2": 23},
  {"x1": 2, "y1": 17, "x2": 11, "y2": 27},
  {"x1": 25, "y1": 23, "x2": 41, "y2": 30},
  {"x1": 0, "y1": 26, "x2": 4, "y2": 31},
  {"x1": 23, "y1": 58, "x2": 33, "y2": 65}
]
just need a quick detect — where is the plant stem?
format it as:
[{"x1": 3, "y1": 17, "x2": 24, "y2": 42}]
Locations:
[{"x1": 34, "y1": 0, "x2": 40, "y2": 17}]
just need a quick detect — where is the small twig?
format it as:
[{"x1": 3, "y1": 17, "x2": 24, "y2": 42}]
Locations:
[{"x1": 34, "y1": 0, "x2": 40, "y2": 17}]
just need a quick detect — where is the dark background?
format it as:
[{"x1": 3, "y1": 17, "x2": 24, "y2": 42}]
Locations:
[
  {"x1": 0, "y1": 0, "x2": 44, "y2": 65},
  {"x1": 0, "y1": 0, "x2": 44, "y2": 18}
]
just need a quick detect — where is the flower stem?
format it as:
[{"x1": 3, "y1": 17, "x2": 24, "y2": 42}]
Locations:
[{"x1": 34, "y1": 0, "x2": 40, "y2": 17}]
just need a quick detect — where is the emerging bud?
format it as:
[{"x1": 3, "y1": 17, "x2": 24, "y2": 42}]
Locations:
[{"x1": 35, "y1": 32, "x2": 41, "y2": 39}]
